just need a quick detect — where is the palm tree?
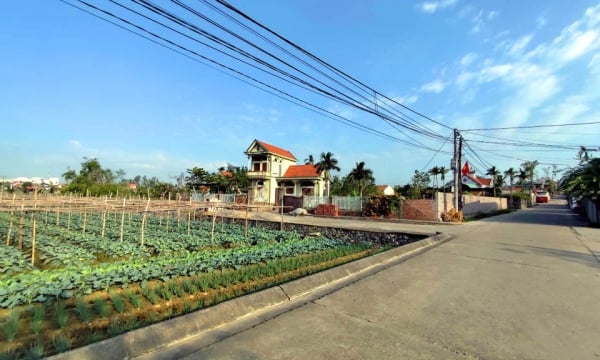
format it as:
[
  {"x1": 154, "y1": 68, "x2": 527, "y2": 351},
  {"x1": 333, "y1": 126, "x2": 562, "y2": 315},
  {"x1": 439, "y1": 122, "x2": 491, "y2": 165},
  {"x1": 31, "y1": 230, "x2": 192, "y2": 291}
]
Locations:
[
  {"x1": 348, "y1": 161, "x2": 374, "y2": 211},
  {"x1": 517, "y1": 168, "x2": 528, "y2": 189},
  {"x1": 304, "y1": 154, "x2": 315, "y2": 165},
  {"x1": 577, "y1": 145, "x2": 597, "y2": 164},
  {"x1": 486, "y1": 166, "x2": 500, "y2": 197},
  {"x1": 521, "y1": 160, "x2": 539, "y2": 190},
  {"x1": 504, "y1": 167, "x2": 516, "y2": 202},
  {"x1": 316, "y1": 152, "x2": 340, "y2": 198},
  {"x1": 439, "y1": 166, "x2": 449, "y2": 212},
  {"x1": 429, "y1": 166, "x2": 441, "y2": 193}
]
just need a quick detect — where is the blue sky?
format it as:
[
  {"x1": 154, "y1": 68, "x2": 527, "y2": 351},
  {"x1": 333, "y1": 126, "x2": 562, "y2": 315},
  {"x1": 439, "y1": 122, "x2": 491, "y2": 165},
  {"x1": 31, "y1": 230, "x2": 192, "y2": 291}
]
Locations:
[{"x1": 1, "y1": 0, "x2": 599, "y2": 185}]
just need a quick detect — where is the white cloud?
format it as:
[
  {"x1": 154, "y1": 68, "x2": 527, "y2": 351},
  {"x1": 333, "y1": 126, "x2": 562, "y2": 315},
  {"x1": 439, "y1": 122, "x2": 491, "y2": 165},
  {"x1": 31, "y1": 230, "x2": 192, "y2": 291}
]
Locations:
[
  {"x1": 68, "y1": 140, "x2": 82, "y2": 148},
  {"x1": 536, "y1": 14, "x2": 547, "y2": 28},
  {"x1": 589, "y1": 53, "x2": 600, "y2": 74},
  {"x1": 392, "y1": 95, "x2": 419, "y2": 105},
  {"x1": 560, "y1": 30, "x2": 599, "y2": 62},
  {"x1": 487, "y1": 10, "x2": 499, "y2": 20},
  {"x1": 420, "y1": 80, "x2": 447, "y2": 93},
  {"x1": 416, "y1": 0, "x2": 458, "y2": 14},
  {"x1": 508, "y1": 34, "x2": 533, "y2": 55},
  {"x1": 460, "y1": 53, "x2": 477, "y2": 66}
]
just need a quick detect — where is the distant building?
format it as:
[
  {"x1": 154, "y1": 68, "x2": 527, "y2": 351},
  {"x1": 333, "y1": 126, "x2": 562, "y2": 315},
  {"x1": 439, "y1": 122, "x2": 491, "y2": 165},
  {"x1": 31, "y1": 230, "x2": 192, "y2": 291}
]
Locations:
[
  {"x1": 245, "y1": 139, "x2": 326, "y2": 205},
  {"x1": 376, "y1": 185, "x2": 395, "y2": 196}
]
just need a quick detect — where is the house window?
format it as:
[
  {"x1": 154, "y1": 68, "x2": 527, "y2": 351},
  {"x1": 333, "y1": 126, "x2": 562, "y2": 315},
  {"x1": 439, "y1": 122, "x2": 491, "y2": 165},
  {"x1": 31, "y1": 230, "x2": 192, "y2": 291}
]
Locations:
[
  {"x1": 253, "y1": 163, "x2": 260, "y2": 171},
  {"x1": 262, "y1": 162, "x2": 268, "y2": 172}
]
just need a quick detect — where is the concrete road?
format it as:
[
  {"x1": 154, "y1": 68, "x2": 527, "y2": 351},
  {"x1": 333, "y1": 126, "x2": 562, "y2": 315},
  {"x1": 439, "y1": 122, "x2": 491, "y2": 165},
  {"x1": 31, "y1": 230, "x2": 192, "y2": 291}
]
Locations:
[{"x1": 166, "y1": 199, "x2": 600, "y2": 359}]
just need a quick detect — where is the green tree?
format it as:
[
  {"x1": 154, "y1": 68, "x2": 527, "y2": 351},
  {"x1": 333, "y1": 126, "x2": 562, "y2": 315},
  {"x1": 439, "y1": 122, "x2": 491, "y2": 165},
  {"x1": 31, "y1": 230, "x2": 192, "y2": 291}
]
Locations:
[
  {"x1": 486, "y1": 166, "x2": 501, "y2": 197},
  {"x1": 304, "y1": 154, "x2": 315, "y2": 165},
  {"x1": 409, "y1": 170, "x2": 430, "y2": 199},
  {"x1": 504, "y1": 167, "x2": 516, "y2": 202},
  {"x1": 521, "y1": 160, "x2": 539, "y2": 190},
  {"x1": 561, "y1": 158, "x2": 600, "y2": 201},
  {"x1": 439, "y1": 167, "x2": 449, "y2": 192},
  {"x1": 577, "y1": 145, "x2": 595, "y2": 164},
  {"x1": 348, "y1": 161, "x2": 375, "y2": 209},
  {"x1": 185, "y1": 167, "x2": 209, "y2": 192},
  {"x1": 429, "y1": 166, "x2": 441, "y2": 192},
  {"x1": 316, "y1": 152, "x2": 340, "y2": 197},
  {"x1": 517, "y1": 168, "x2": 529, "y2": 189}
]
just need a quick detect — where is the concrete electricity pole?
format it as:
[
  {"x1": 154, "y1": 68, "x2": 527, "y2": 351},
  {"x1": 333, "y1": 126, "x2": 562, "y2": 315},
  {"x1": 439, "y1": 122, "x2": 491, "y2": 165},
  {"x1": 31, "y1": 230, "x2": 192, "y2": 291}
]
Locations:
[{"x1": 453, "y1": 129, "x2": 460, "y2": 210}]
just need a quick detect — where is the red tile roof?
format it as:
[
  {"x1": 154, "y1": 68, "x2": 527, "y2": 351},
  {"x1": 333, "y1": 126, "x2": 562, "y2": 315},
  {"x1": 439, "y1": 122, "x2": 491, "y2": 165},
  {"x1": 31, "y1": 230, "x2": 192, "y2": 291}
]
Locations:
[
  {"x1": 283, "y1": 165, "x2": 320, "y2": 178},
  {"x1": 464, "y1": 173, "x2": 492, "y2": 186},
  {"x1": 256, "y1": 140, "x2": 296, "y2": 160}
]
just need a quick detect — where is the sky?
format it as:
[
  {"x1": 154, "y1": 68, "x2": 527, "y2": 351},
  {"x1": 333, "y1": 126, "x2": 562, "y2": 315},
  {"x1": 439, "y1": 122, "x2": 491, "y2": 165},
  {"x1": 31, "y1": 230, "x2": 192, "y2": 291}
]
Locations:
[{"x1": 1, "y1": 0, "x2": 599, "y2": 186}]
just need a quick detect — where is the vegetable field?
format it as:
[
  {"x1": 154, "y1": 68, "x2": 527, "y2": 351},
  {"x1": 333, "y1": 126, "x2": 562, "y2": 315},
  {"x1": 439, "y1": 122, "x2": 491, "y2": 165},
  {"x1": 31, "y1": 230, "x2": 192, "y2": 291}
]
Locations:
[{"x1": 0, "y1": 195, "x2": 383, "y2": 359}]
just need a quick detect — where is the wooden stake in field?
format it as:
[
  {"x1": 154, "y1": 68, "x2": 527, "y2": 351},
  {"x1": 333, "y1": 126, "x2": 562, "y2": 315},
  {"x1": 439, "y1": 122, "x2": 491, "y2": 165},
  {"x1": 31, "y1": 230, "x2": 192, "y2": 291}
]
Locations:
[
  {"x1": 82, "y1": 210, "x2": 87, "y2": 234},
  {"x1": 6, "y1": 211, "x2": 13, "y2": 246},
  {"x1": 18, "y1": 203, "x2": 24, "y2": 250},
  {"x1": 120, "y1": 198, "x2": 126, "y2": 242},
  {"x1": 101, "y1": 197, "x2": 108, "y2": 238},
  {"x1": 166, "y1": 212, "x2": 170, "y2": 233},
  {"x1": 245, "y1": 204, "x2": 249, "y2": 238},
  {"x1": 211, "y1": 207, "x2": 217, "y2": 244},
  {"x1": 187, "y1": 211, "x2": 191, "y2": 236},
  {"x1": 55, "y1": 208, "x2": 60, "y2": 226},
  {"x1": 140, "y1": 198, "x2": 150, "y2": 247},
  {"x1": 31, "y1": 213, "x2": 37, "y2": 266}
]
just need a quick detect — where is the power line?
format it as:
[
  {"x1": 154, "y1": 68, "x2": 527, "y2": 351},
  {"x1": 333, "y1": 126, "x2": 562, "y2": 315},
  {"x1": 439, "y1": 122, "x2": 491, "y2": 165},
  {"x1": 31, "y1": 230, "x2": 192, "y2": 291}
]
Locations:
[
  {"x1": 460, "y1": 121, "x2": 600, "y2": 131},
  {"x1": 60, "y1": 0, "x2": 445, "y2": 151}
]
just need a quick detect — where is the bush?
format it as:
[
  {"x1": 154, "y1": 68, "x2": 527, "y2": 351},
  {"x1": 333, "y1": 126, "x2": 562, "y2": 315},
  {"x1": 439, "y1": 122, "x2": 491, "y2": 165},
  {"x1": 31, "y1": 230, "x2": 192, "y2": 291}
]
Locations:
[{"x1": 363, "y1": 195, "x2": 403, "y2": 217}]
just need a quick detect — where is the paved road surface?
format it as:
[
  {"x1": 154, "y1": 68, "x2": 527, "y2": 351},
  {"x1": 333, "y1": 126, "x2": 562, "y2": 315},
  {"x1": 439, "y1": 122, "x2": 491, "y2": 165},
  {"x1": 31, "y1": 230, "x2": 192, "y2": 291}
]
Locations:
[{"x1": 158, "y1": 199, "x2": 600, "y2": 359}]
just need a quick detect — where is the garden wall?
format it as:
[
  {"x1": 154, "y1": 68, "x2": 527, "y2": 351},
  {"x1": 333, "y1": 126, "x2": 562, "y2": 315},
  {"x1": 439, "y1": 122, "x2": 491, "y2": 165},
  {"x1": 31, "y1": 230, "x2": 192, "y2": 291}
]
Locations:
[
  {"x1": 222, "y1": 217, "x2": 428, "y2": 247},
  {"x1": 436, "y1": 192, "x2": 507, "y2": 220}
]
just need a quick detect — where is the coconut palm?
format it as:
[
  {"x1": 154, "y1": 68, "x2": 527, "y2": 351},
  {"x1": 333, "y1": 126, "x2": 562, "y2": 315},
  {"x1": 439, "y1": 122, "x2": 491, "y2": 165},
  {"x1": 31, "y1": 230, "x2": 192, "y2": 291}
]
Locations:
[
  {"x1": 304, "y1": 154, "x2": 315, "y2": 165},
  {"x1": 428, "y1": 166, "x2": 441, "y2": 192},
  {"x1": 486, "y1": 166, "x2": 500, "y2": 197},
  {"x1": 439, "y1": 166, "x2": 449, "y2": 212},
  {"x1": 577, "y1": 145, "x2": 596, "y2": 164},
  {"x1": 504, "y1": 167, "x2": 516, "y2": 202},
  {"x1": 348, "y1": 161, "x2": 374, "y2": 211},
  {"x1": 315, "y1": 152, "x2": 340, "y2": 197},
  {"x1": 517, "y1": 168, "x2": 529, "y2": 188},
  {"x1": 521, "y1": 160, "x2": 539, "y2": 190}
]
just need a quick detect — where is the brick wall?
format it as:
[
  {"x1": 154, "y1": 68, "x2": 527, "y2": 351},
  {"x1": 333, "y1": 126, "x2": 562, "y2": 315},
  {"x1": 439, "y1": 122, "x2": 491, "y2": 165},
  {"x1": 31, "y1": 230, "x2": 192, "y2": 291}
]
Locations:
[
  {"x1": 403, "y1": 199, "x2": 438, "y2": 221},
  {"x1": 315, "y1": 204, "x2": 339, "y2": 217}
]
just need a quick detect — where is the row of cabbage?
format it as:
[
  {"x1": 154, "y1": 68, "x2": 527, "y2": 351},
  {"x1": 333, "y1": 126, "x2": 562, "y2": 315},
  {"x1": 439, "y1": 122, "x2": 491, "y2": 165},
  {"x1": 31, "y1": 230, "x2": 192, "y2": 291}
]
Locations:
[
  {"x1": 0, "y1": 236, "x2": 351, "y2": 308},
  {"x1": 0, "y1": 211, "x2": 306, "y2": 272}
]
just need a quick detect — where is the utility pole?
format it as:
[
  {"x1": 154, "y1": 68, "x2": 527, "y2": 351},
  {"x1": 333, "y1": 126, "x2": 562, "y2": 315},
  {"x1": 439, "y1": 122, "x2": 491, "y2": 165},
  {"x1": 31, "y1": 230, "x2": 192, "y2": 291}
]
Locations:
[
  {"x1": 458, "y1": 135, "x2": 463, "y2": 210},
  {"x1": 452, "y1": 129, "x2": 460, "y2": 210}
]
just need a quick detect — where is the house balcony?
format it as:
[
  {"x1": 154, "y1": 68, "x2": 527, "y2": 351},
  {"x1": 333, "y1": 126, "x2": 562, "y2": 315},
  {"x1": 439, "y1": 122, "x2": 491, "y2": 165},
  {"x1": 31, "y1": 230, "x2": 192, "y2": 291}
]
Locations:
[{"x1": 247, "y1": 171, "x2": 271, "y2": 179}]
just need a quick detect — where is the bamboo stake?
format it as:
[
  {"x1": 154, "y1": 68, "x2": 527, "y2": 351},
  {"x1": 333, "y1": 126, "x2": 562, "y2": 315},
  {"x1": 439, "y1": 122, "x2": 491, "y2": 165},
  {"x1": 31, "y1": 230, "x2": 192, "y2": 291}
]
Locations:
[
  {"x1": 55, "y1": 208, "x2": 60, "y2": 226},
  {"x1": 82, "y1": 210, "x2": 87, "y2": 234},
  {"x1": 166, "y1": 213, "x2": 170, "y2": 233},
  {"x1": 177, "y1": 209, "x2": 181, "y2": 229},
  {"x1": 44, "y1": 211, "x2": 48, "y2": 225},
  {"x1": 6, "y1": 211, "x2": 13, "y2": 246},
  {"x1": 245, "y1": 205, "x2": 249, "y2": 238},
  {"x1": 187, "y1": 211, "x2": 191, "y2": 236},
  {"x1": 67, "y1": 206, "x2": 71, "y2": 230},
  {"x1": 31, "y1": 213, "x2": 37, "y2": 266},
  {"x1": 211, "y1": 209, "x2": 217, "y2": 244},
  {"x1": 120, "y1": 198, "x2": 125, "y2": 242},
  {"x1": 101, "y1": 198, "x2": 107, "y2": 238},
  {"x1": 140, "y1": 198, "x2": 150, "y2": 246},
  {"x1": 18, "y1": 203, "x2": 24, "y2": 250}
]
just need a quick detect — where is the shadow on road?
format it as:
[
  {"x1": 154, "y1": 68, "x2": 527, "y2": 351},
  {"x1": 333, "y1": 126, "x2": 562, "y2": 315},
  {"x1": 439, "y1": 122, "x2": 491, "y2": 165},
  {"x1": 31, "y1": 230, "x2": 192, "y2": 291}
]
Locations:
[
  {"x1": 498, "y1": 243, "x2": 600, "y2": 269},
  {"x1": 479, "y1": 203, "x2": 590, "y2": 227}
]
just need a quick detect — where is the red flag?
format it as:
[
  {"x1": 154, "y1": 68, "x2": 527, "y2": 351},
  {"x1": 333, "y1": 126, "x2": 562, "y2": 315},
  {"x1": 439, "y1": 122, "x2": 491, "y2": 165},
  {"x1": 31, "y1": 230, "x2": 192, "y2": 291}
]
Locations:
[{"x1": 461, "y1": 161, "x2": 470, "y2": 175}]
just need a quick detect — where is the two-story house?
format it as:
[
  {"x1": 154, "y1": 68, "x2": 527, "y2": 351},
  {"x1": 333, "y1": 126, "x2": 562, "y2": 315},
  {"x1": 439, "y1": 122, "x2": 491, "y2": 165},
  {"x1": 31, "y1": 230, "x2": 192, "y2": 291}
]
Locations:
[{"x1": 245, "y1": 139, "x2": 326, "y2": 205}]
